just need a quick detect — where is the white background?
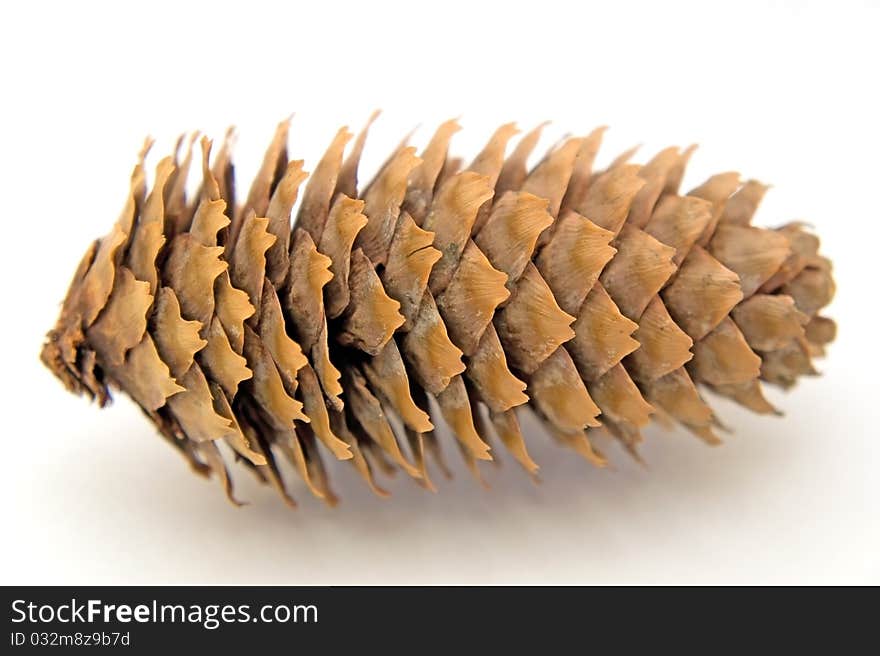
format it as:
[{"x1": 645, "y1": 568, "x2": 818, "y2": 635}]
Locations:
[{"x1": 1, "y1": 0, "x2": 877, "y2": 584}]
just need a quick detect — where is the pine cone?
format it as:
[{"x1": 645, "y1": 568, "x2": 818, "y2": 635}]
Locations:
[{"x1": 40, "y1": 117, "x2": 836, "y2": 505}]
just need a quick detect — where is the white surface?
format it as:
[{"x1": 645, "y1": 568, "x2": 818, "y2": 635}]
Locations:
[{"x1": 0, "y1": 0, "x2": 877, "y2": 585}]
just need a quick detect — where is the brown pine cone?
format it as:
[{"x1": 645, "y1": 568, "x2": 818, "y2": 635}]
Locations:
[{"x1": 40, "y1": 117, "x2": 836, "y2": 505}]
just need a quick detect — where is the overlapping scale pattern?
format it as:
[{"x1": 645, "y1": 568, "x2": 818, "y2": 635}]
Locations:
[{"x1": 41, "y1": 117, "x2": 836, "y2": 504}]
